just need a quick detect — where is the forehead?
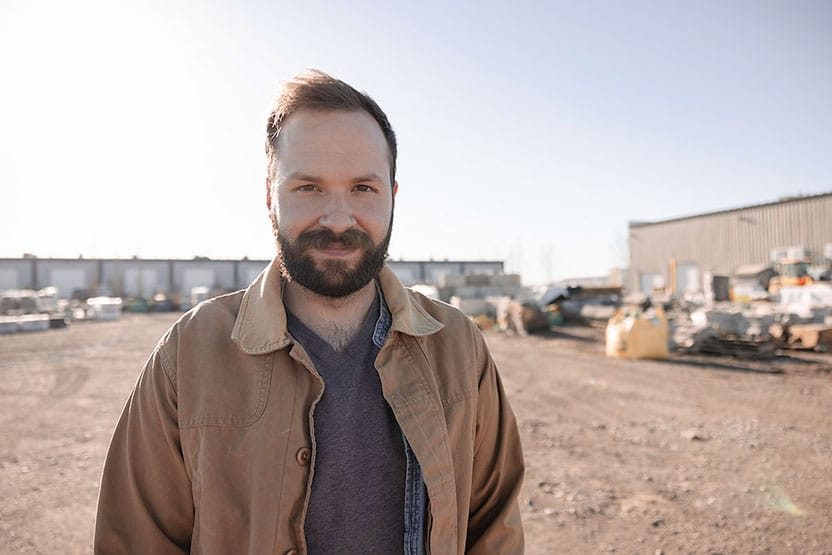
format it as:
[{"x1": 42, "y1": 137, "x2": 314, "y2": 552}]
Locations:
[{"x1": 276, "y1": 109, "x2": 390, "y2": 181}]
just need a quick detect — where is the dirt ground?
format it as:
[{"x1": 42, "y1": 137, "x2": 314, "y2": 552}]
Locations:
[{"x1": 1, "y1": 313, "x2": 831, "y2": 554}]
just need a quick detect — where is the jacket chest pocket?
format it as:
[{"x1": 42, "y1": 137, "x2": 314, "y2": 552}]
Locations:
[{"x1": 179, "y1": 351, "x2": 274, "y2": 428}]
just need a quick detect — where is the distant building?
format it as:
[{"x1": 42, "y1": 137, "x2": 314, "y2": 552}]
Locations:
[
  {"x1": 0, "y1": 256, "x2": 504, "y2": 299},
  {"x1": 554, "y1": 267, "x2": 629, "y2": 289},
  {"x1": 389, "y1": 259, "x2": 504, "y2": 286},
  {"x1": 628, "y1": 192, "x2": 832, "y2": 295}
]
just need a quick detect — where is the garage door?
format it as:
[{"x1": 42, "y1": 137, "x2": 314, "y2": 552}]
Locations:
[
  {"x1": 124, "y1": 268, "x2": 159, "y2": 298},
  {"x1": 0, "y1": 269, "x2": 19, "y2": 291},
  {"x1": 50, "y1": 269, "x2": 88, "y2": 299}
]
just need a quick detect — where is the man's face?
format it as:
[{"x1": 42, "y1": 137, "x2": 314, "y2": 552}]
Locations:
[{"x1": 267, "y1": 109, "x2": 397, "y2": 298}]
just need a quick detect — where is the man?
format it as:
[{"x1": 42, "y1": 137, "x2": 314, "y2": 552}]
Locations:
[{"x1": 95, "y1": 70, "x2": 524, "y2": 554}]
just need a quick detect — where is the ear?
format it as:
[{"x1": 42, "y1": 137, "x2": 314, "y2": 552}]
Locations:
[
  {"x1": 265, "y1": 179, "x2": 273, "y2": 210},
  {"x1": 392, "y1": 181, "x2": 399, "y2": 198}
]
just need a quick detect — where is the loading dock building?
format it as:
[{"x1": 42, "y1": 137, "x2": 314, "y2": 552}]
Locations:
[
  {"x1": 628, "y1": 192, "x2": 832, "y2": 295},
  {"x1": 0, "y1": 256, "x2": 504, "y2": 299}
]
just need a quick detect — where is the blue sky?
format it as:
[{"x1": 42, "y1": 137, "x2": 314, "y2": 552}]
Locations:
[{"x1": 1, "y1": 0, "x2": 830, "y2": 284}]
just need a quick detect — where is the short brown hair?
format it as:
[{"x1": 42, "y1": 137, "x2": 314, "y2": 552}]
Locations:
[{"x1": 265, "y1": 69, "x2": 397, "y2": 186}]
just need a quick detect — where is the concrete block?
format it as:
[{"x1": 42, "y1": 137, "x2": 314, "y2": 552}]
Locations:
[
  {"x1": 18, "y1": 314, "x2": 50, "y2": 332},
  {"x1": 0, "y1": 316, "x2": 18, "y2": 334},
  {"x1": 439, "y1": 274, "x2": 467, "y2": 288},
  {"x1": 450, "y1": 296, "x2": 489, "y2": 316},
  {"x1": 465, "y1": 274, "x2": 491, "y2": 287},
  {"x1": 453, "y1": 286, "x2": 480, "y2": 298},
  {"x1": 490, "y1": 274, "x2": 522, "y2": 287}
]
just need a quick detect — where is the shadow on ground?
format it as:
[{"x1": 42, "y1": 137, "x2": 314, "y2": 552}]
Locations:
[{"x1": 663, "y1": 356, "x2": 784, "y2": 375}]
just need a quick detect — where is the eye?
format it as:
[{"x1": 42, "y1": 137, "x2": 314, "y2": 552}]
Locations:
[
  {"x1": 297, "y1": 184, "x2": 319, "y2": 192},
  {"x1": 354, "y1": 184, "x2": 375, "y2": 192}
]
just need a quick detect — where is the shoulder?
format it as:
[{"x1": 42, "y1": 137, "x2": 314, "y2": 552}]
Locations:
[
  {"x1": 156, "y1": 290, "x2": 245, "y2": 357},
  {"x1": 401, "y1": 288, "x2": 491, "y2": 362},
  {"x1": 407, "y1": 289, "x2": 476, "y2": 327}
]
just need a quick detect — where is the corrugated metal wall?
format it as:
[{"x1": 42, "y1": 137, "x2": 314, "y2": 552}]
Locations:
[{"x1": 629, "y1": 193, "x2": 832, "y2": 293}]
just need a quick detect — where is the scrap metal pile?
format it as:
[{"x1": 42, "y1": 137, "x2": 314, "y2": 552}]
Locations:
[{"x1": 668, "y1": 284, "x2": 832, "y2": 359}]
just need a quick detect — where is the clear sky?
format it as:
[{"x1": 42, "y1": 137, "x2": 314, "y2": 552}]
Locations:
[{"x1": 1, "y1": 0, "x2": 830, "y2": 285}]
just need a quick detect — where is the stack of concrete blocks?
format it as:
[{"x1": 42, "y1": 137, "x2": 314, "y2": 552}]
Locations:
[
  {"x1": 86, "y1": 297, "x2": 123, "y2": 321},
  {"x1": 0, "y1": 290, "x2": 39, "y2": 315},
  {"x1": 0, "y1": 317, "x2": 19, "y2": 334},
  {"x1": 17, "y1": 314, "x2": 50, "y2": 332},
  {"x1": 443, "y1": 273, "x2": 527, "y2": 317},
  {"x1": 0, "y1": 314, "x2": 50, "y2": 334},
  {"x1": 779, "y1": 285, "x2": 832, "y2": 322}
]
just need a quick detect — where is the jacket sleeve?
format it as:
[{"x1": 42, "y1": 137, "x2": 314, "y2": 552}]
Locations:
[
  {"x1": 465, "y1": 337, "x2": 525, "y2": 554},
  {"x1": 94, "y1": 339, "x2": 194, "y2": 554}
]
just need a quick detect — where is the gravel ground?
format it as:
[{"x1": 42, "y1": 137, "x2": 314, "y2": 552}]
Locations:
[{"x1": 1, "y1": 313, "x2": 830, "y2": 554}]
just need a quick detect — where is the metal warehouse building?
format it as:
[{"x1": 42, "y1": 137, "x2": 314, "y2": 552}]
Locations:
[
  {"x1": 628, "y1": 192, "x2": 832, "y2": 295},
  {"x1": 0, "y1": 256, "x2": 504, "y2": 299}
]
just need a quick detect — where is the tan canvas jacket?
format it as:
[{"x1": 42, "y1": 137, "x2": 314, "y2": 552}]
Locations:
[{"x1": 95, "y1": 261, "x2": 524, "y2": 554}]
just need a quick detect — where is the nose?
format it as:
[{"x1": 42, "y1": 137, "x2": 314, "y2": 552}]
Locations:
[{"x1": 318, "y1": 194, "x2": 357, "y2": 234}]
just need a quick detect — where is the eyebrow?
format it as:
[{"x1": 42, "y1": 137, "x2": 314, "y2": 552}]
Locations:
[
  {"x1": 283, "y1": 171, "x2": 386, "y2": 184},
  {"x1": 284, "y1": 171, "x2": 321, "y2": 183},
  {"x1": 351, "y1": 173, "x2": 385, "y2": 184}
]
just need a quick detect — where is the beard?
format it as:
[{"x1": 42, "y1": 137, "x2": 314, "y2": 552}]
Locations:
[{"x1": 272, "y1": 214, "x2": 392, "y2": 298}]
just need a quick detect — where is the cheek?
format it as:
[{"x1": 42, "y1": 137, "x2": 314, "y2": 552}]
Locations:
[
  {"x1": 275, "y1": 199, "x2": 317, "y2": 231},
  {"x1": 363, "y1": 212, "x2": 393, "y2": 242},
  {"x1": 355, "y1": 200, "x2": 391, "y2": 223}
]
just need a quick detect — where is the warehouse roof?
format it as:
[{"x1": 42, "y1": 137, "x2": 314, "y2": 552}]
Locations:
[{"x1": 629, "y1": 191, "x2": 832, "y2": 229}]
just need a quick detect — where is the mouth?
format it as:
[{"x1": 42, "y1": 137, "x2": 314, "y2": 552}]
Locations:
[{"x1": 314, "y1": 242, "x2": 360, "y2": 257}]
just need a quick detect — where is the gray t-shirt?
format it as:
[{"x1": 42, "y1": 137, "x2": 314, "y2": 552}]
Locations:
[{"x1": 287, "y1": 293, "x2": 406, "y2": 554}]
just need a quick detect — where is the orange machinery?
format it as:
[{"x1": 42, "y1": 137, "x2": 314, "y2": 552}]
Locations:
[{"x1": 768, "y1": 258, "x2": 813, "y2": 294}]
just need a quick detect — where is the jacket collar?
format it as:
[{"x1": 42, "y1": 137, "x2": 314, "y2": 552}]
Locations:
[{"x1": 231, "y1": 259, "x2": 443, "y2": 355}]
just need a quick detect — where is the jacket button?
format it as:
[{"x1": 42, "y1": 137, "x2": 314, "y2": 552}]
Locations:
[{"x1": 296, "y1": 447, "x2": 311, "y2": 466}]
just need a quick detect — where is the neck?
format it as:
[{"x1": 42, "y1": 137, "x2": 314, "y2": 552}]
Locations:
[{"x1": 283, "y1": 279, "x2": 377, "y2": 350}]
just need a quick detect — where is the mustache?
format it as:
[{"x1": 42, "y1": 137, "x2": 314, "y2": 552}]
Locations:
[{"x1": 295, "y1": 228, "x2": 374, "y2": 250}]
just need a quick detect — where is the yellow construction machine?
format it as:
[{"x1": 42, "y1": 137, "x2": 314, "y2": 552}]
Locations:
[{"x1": 768, "y1": 258, "x2": 813, "y2": 295}]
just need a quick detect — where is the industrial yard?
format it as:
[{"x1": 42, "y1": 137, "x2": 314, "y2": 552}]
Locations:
[
  {"x1": 4, "y1": 1, "x2": 830, "y2": 551},
  {"x1": 1, "y1": 313, "x2": 830, "y2": 554}
]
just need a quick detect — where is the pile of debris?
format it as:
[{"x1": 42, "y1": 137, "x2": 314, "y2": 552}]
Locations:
[
  {"x1": 669, "y1": 285, "x2": 832, "y2": 358},
  {"x1": 435, "y1": 273, "x2": 540, "y2": 333},
  {"x1": 484, "y1": 284, "x2": 622, "y2": 336},
  {"x1": 538, "y1": 285, "x2": 622, "y2": 325},
  {"x1": 0, "y1": 287, "x2": 130, "y2": 334},
  {"x1": 441, "y1": 270, "x2": 832, "y2": 356},
  {"x1": 0, "y1": 288, "x2": 67, "y2": 334}
]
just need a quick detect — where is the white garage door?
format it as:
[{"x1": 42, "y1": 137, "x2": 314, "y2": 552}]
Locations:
[
  {"x1": 124, "y1": 269, "x2": 159, "y2": 298},
  {"x1": 0, "y1": 269, "x2": 19, "y2": 291},
  {"x1": 50, "y1": 269, "x2": 87, "y2": 299},
  {"x1": 183, "y1": 269, "x2": 215, "y2": 294}
]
